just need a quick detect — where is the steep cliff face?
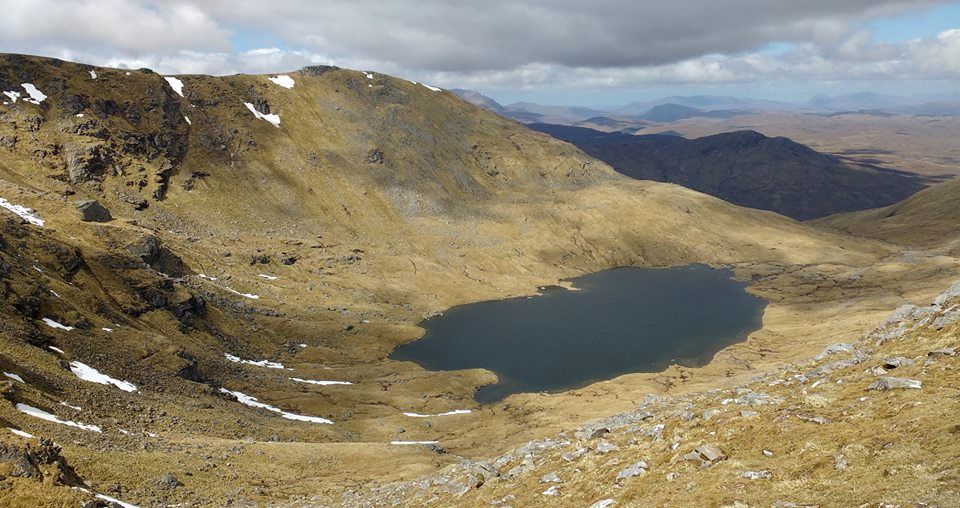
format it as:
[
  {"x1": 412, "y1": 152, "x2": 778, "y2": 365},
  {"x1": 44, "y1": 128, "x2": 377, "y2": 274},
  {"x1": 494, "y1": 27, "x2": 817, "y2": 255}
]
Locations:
[{"x1": 0, "y1": 54, "x2": 943, "y2": 506}]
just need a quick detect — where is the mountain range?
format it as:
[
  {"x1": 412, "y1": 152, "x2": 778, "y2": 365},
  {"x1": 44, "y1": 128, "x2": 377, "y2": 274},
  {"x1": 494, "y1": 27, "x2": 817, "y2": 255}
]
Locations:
[{"x1": 452, "y1": 89, "x2": 960, "y2": 124}]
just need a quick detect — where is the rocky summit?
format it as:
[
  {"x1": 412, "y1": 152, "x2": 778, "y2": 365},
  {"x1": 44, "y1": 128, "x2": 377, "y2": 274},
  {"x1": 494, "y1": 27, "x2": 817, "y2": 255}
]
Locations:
[{"x1": 0, "y1": 30, "x2": 957, "y2": 508}]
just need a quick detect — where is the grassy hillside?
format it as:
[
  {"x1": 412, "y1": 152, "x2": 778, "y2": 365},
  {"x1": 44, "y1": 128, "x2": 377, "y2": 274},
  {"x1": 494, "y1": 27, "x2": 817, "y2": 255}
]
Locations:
[{"x1": 816, "y1": 176, "x2": 960, "y2": 252}]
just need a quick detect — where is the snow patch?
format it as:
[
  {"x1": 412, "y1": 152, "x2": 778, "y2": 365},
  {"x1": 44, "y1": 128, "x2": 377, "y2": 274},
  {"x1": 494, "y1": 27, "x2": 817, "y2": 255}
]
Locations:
[
  {"x1": 0, "y1": 197, "x2": 44, "y2": 226},
  {"x1": 225, "y1": 287, "x2": 260, "y2": 299},
  {"x1": 76, "y1": 113, "x2": 84, "y2": 118},
  {"x1": 198, "y1": 273, "x2": 218, "y2": 281},
  {"x1": 258, "y1": 274, "x2": 278, "y2": 280},
  {"x1": 164, "y1": 76, "x2": 184, "y2": 97},
  {"x1": 3, "y1": 90, "x2": 19, "y2": 102},
  {"x1": 243, "y1": 102, "x2": 281, "y2": 128},
  {"x1": 8, "y1": 428, "x2": 34, "y2": 438},
  {"x1": 42, "y1": 318, "x2": 73, "y2": 331},
  {"x1": 220, "y1": 388, "x2": 333, "y2": 424},
  {"x1": 269, "y1": 75, "x2": 295, "y2": 88},
  {"x1": 48, "y1": 346, "x2": 65, "y2": 354},
  {"x1": 225, "y1": 353, "x2": 284, "y2": 369},
  {"x1": 3, "y1": 372, "x2": 24, "y2": 383},
  {"x1": 102, "y1": 327, "x2": 114, "y2": 332},
  {"x1": 69, "y1": 361, "x2": 137, "y2": 392},
  {"x1": 363, "y1": 72, "x2": 374, "y2": 80},
  {"x1": 15, "y1": 403, "x2": 101, "y2": 432},
  {"x1": 60, "y1": 401, "x2": 82, "y2": 411},
  {"x1": 421, "y1": 83, "x2": 442, "y2": 92},
  {"x1": 402, "y1": 409, "x2": 471, "y2": 418},
  {"x1": 290, "y1": 377, "x2": 352, "y2": 386},
  {"x1": 21, "y1": 84, "x2": 47, "y2": 104},
  {"x1": 95, "y1": 493, "x2": 139, "y2": 508},
  {"x1": 184, "y1": 115, "x2": 191, "y2": 125},
  {"x1": 89, "y1": 70, "x2": 97, "y2": 79}
]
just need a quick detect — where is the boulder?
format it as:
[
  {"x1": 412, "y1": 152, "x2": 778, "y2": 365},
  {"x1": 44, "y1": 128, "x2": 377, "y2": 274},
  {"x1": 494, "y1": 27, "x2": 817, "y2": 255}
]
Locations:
[
  {"x1": 75, "y1": 199, "x2": 113, "y2": 222},
  {"x1": 156, "y1": 472, "x2": 183, "y2": 489},
  {"x1": 574, "y1": 426, "x2": 610, "y2": 440},
  {"x1": 540, "y1": 472, "x2": 561, "y2": 483},
  {"x1": 683, "y1": 444, "x2": 727, "y2": 466},
  {"x1": 867, "y1": 377, "x2": 922, "y2": 390},
  {"x1": 616, "y1": 461, "x2": 649, "y2": 481},
  {"x1": 595, "y1": 440, "x2": 620, "y2": 454}
]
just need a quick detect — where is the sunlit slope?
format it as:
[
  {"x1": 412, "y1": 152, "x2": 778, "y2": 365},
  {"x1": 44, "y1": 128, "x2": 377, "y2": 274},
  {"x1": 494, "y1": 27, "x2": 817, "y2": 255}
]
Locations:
[{"x1": 816, "y1": 176, "x2": 960, "y2": 252}]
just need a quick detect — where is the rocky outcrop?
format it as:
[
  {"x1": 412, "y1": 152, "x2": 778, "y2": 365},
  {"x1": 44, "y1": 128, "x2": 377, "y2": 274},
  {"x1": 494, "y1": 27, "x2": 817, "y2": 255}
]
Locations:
[{"x1": 75, "y1": 199, "x2": 112, "y2": 222}]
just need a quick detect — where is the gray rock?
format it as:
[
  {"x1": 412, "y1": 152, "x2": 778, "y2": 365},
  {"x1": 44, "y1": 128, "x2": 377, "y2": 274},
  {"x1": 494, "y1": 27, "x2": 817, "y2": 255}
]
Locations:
[
  {"x1": 684, "y1": 444, "x2": 727, "y2": 466},
  {"x1": 156, "y1": 473, "x2": 182, "y2": 489},
  {"x1": 815, "y1": 343, "x2": 854, "y2": 360},
  {"x1": 933, "y1": 281, "x2": 960, "y2": 306},
  {"x1": 933, "y1": 310, "x2": 960, "y2": 330},
  {"x1": 742, "y1": 470, "x2": 772, "y2": 480},
  {"x1": 925, "y1": 347, "x2": 958, "y2": 366},
  {"x1": 928, "y1": 347, "x2": 957, "y2": 357},
  {"x1": 561, "y1": 446, "x2": 588, "y2": 462},
  {"x1": 595, "y1": 440, "x2": 619, "y2": 454},
  {"x1": 740, "y1": 410, "x2": 759, "y2": 419},
  {"x1": 539, "y1": 472, "x2": 561, "y2": 484},
  {"x1": 574, "y1": 426, "x2": 610, "y2": 440},
  {"x1": 796, "y1": 414, "x2": 830, "y2": 424},
  {"x1": 541, "y1": 486, "x2": 560, "y2": 496},
  {"x1": 881, "y1": 357, "x2": 913, "y2": 369},
  {"x1": 881, "y1": 305, "x2": 919, "y2": 327},
  {"x1": 76, "y1": 199, "x2": 113, "y2": 222},
  {"x1": 867, "y1": 377, "x2": 922, "y2": 390},
  {"x1": 834, "y1": 455, "x2": 848, "y2": 470},
  {"x1": 703, "y1": 409, "x2": 722, "y2": 421},
  {"x1": 503, "y1": 458, "x2": 534, "y2": 479},
  {"x1": 731, "y1": 391, "x2": 783, "y2": 407},
  {"x1": 644, "y1": 423, "x2": 665, "y2": 440},
  {"x1": 616, "y1": 461, "x2": 649, "y2": 481}
]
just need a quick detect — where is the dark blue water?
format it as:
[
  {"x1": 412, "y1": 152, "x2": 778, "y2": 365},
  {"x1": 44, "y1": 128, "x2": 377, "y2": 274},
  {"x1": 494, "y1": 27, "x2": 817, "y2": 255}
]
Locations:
[{"x1": 390, "y1": 265, "x2": 766, "y2": 403}]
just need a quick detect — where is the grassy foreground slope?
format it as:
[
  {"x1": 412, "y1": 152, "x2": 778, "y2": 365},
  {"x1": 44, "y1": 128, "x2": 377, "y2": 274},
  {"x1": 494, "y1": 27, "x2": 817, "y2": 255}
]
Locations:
[{"x1": 0, "y1": 54, "x2": 952, "y2": 506}]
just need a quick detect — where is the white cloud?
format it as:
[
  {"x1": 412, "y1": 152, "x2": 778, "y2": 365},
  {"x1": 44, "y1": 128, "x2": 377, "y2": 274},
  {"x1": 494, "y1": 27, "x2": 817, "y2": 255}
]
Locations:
[{"x1": 0, "y1": 0, "x2": 956, "y2": 91}]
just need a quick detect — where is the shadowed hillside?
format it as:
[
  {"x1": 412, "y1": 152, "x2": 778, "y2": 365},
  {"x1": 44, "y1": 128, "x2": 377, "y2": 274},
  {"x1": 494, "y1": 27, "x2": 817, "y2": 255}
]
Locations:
[{"x1": 530, "y1": 123, "x2": 931, "y2": 220}]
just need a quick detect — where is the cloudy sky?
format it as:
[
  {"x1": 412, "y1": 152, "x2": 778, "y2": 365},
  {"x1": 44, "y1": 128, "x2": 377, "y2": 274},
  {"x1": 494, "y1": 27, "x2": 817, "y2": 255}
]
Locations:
[{"x1": 2, "y1": 0, "x2": 959, "y2": 106}]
